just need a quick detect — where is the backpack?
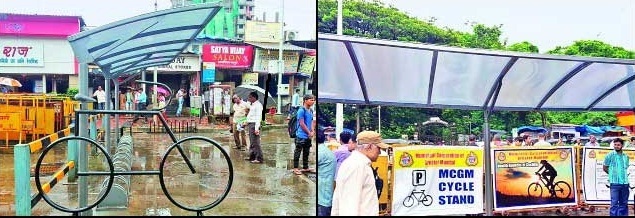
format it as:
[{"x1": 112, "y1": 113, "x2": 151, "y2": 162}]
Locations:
[
  {"x1": 372, "y1": 166, "x2": 384, "y2": 198},
  {"x1": 288, "y1": 107, "x2": 303, "y2": 138}
]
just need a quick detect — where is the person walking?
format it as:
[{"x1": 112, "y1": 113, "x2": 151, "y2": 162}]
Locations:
[
  {"x1": 604, "y1": 138, "x2": 630, "y2": 216},
  {"x1": 331, "y1": 130, "x2": 389, "y2": 216},
  {"x1": 125, "y1": 88, "x2": 134, "y2": 116},
  {"x1": 231, "y1": 95, "x2": 249, "y2": 150},
  {"x1": 176, "y1": 88, "x2": 186, "y2": 117},
  {"x1": 317, "y1": 129, "x2": 335, "y2": 216},
  {"x1": 203, "y1": 87, "x2": 210, "y2": 116},
  {"x1": 245, "y1": 91, "x2": 263, "y2": 164}
]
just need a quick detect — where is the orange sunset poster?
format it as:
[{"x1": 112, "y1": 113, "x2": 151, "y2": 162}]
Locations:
[{"x1": 492, "y1": 147, "x2": 577, "y2": 210}]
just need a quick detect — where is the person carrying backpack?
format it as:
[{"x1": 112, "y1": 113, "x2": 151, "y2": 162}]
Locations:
[{"x1": 293, "y1": 94, "x2": 315, "y2": 175}]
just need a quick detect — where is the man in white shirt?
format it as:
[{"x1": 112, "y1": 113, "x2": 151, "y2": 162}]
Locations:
[
  {"x1": 331, "y1": 130, "x2": 389, "y2": 216},
  {"x1": 586, "y1": 135, "x2": 600, "y2": 147},
  {"x1": 533, "y1": 133, "x2": 552, "y2": 146},
  {"x1": 93, "y1": 86, "x2": 106, "y2": 110},
  {"x1": 245, "y1": 91, "x2": 264, "y2": 164}
]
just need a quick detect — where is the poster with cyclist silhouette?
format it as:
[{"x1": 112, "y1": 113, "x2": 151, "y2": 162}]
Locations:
[
  {"x1": 391, "y1": 146, "x2": 483, "y2": 216},
  {"x1": 492, "y1": 147, "x2": 577, "y2": 210},
  {"x1": 581, "y1": 147, "x2": 635, "y2": 204}
]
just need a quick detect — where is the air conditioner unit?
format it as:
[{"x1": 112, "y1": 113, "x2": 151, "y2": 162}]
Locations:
[
  {"x1": 187, "y1": 44, "x2": 201, "y2": 54},
  {"x1": 285, "y1": 30, "x2": 298, "y2": 41}
]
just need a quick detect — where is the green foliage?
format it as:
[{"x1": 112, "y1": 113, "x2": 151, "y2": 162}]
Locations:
[
  {"x1": 548, "y1": 40, "x2": 635, "y2": 59},
  {"x1": 66, "y1": 88, "x2": 79, "y2": 97},
  {"x1": 507, "y1": 41, "x2": 539, "y2": 53},
  {"x1": 317, "y1": 0, "x2": 634, "y2": 139}
]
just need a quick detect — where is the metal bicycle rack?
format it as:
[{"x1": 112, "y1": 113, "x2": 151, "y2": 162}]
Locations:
[
  {"x1": 97, "y1": 135, "x2": 134, "y2": 209},
  {"x1": 34, "y1": 101, "x2": 234, "y2": 216}
]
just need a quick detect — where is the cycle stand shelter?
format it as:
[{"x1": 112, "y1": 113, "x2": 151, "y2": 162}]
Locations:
[
  {"x1": 64, "y1": 3, "x2": 223, "y2": 216},
  {"x1": 318, "y1": 33, "x2": 635, "y2": 216}
]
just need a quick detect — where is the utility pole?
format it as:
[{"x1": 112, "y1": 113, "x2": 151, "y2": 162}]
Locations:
[{"x1": 276, "y1": 0, "x2": 284, "y2": 114}]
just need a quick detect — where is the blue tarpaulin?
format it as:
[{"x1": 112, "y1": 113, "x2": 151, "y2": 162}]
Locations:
[{"x1": 575, "y1": 125, "x2": 605, "y2": 136}]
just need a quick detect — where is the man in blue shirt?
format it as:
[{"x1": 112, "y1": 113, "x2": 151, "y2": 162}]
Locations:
[
  {"x1": 317, "y1": 129, "x2": 335, "y2": 216},
  {"x1": 293, "y1": 94, "x2": 315, "y2": 175},
  {"x1": 603, "y1": 138, "x2": 630, "y2": 216}
]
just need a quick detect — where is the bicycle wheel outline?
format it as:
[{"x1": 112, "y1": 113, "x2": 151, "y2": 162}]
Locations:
[
  {"x1": 527, "y1": 182, "x2": 543, "y2": 198},
  {"x1": 34, "y1": 136, "x2": 114, "y2": 214},
  {"x1": 403, "y1": 195, "x2": 415, "y2": 207},
  {"x1": 422, "y1": 194, "x2": 433, "y2": 206},
  {"x1": 159, "y1": 136, "x2": 234, "y2": 212},
  {"x1": 553, "y1": 181, "x2": 572, "y2": 199}
]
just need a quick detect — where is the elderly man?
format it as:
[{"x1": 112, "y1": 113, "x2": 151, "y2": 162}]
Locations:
[
  {"x1": 331, "y1": 130, "x2": 389, "y2": 216},
  {"x1": 231, "y1": 95, "x2": 249, "y2": 150}
]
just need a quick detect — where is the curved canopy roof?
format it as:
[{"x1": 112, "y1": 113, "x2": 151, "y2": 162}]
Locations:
[
  {"x1": 68, "y1": 3, "x2": 222, "y2": 78},
  {"x1": 318, "y1": 33, "x2": 635, "y2": 111}
]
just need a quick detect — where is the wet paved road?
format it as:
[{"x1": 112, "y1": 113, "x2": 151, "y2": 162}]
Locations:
[{"x1": 0, "y1": 127, "x2": 316, "y2": 216}]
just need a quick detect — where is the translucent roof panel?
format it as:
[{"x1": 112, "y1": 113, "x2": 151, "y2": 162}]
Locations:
[
  {"x1": 432, "y1": 52, "x2": 509, "y2": 107},
  {"x1": 542, "y1": 63, "x2": 632, "y2": 109},
  {"x1": 317, "y1": 39, "x2": 365, "y2": 103},
  {"x1": 497, "y1": 59, "x2": 581, "y2": 108},
  {"x1": 68, "y1": 3, "x2": 222, "y2": 78},
  {"x1": 350, "y1": 42, "x2": 433, "y2": 105},
  {"x1": 318, "y1": 33, "x2": 635, "y2": 111},
  {"x1": 594, "y1": 78, "x2": 635, "y2": 110}
]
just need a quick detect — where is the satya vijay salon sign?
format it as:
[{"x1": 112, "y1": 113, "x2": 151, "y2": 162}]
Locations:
[{"x1": 392, "y1": 146, "x2": 483, "y2": 216}]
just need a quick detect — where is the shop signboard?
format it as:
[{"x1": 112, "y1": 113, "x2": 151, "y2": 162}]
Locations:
[
  {"x1": 202, "y1": 62, "x2": 216, "y2": 83},
  {"x1": 392, "y1": 146, "x2": 484, "y2": 216},
  {"x1": 0, "y1": 40, "x2": 44, "y2": 67},
  {"x1": 492, "y1": 147, "x2": 577, "y2": 210},
  {"x1": 149, "y1": 55, "x2": 200, "y2": 72},
  {"x1": 242, "y1": 73, "x2": 258, "y2": 85},
  {"x1": 253, "y1": 49, "x2": 299, "y2": 73},
  {"x1": 582, "y1": 147, "x2": 635, "y2": 204},
  {"x1": 201, "y1": 44, "x2": 253, "y2": 69},
  {"x1": 244, "y1": 21, "x2": 282, "y2": 43}
]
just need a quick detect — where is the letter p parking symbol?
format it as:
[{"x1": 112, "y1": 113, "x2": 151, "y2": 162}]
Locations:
[{"x1": 412, "y1": 170, "x2": 426, "y2": 186}]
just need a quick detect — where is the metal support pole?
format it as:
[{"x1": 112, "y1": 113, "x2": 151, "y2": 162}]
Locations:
[
  {"x1": 104, "y1": 77, "x2": 111, "y2": 154},
  {"x1": 42, "y1": 74, "x2": 47, "y2": 94},
  {"x1": 276, "y1": 0, "x2": 285, "y2": 115},
  {"x1": 78, "y1": 62, "x2": 92, "y2": 216},
  {"x1": 378, "y1": 105, "x2": 381, "y2": 134},
  {"x1": 14, "y1": 144, "x2": 31, "y2": 216},
  {"x1": 336, "y1": 103, "x2": 344, "y2": 140},
  {"x1": 154, "y1": 68, "x2": 158, "y2": 105},
  {"x1": 114, "y1": 80, "x2": 120, "y2": 143},
  {"x1": 141, "y1": 71, "x2": 146, "y2": 92},
  {"x1": 335, "y1": 0, "x2": 344, "y2": 139},
  {"x1": 483, "y1": 110, "x2": 493, "y2": 216}
]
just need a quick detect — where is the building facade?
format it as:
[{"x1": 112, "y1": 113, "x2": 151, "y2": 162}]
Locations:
[{"x1": 0, "y1": 13, "x2": 84, "y2": 94}]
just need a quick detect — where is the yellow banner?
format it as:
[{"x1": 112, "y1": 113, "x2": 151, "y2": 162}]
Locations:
[
  {"x1": 393, "y1": 146, "x2": 483, "y2": 170},
  {"x1": 0, "y1": 112, "x2": 21, "y2": 131}
]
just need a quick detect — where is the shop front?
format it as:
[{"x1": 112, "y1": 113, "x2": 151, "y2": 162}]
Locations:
[
  {"x1": 146, "y1": 54, "x2": 200, "y2": 108},
  {"x1": 0, "y1": 13, "x2": 83, "y2": 94}
]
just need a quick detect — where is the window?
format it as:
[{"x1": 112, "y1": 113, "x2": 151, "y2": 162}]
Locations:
[
  {"x1": 240, "y1": 5, "x2": 244, "y2": 9},
  {"x1": 238, "y1": 24, "x2": 244, "y2": 29},
  {"x1": 239, "y1": 15, "x2": 244, "y2": 19}
]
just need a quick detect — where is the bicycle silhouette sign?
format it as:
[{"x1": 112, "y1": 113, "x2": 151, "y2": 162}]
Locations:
[{"x1": 403, "y1": 170, "x2": 433, "y2": 207}]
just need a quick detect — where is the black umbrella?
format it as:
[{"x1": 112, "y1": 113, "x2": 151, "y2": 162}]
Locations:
[{"x1": 234, "y1": 84, "x2": 277, "y2": 108}]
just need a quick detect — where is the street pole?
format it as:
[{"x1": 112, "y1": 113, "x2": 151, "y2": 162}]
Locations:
[
  {"x1": 276, "y1": 0, "x2": 284, "y2": 114},
  {"x1": 335, "y1": 0, "x2": 344, "y2": 138}
]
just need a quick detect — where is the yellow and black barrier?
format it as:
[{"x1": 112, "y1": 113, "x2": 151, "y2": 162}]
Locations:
[
  {"x1": 30, "y1": 161, "x2": 75, "y2": 207},
  {"x1": 28, "y1": 126, "x2": 74, "y2": 153}
]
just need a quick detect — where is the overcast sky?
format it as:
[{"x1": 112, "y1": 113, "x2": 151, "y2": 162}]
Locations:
[
  {"x1": 1, "y1": 0, "x2": 316, "y2": 40},
  {"x1": 379, "y1": 0, "x2": 635, "y2": 52}
]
